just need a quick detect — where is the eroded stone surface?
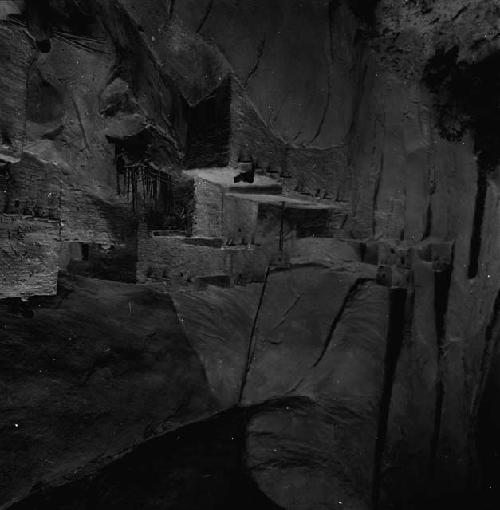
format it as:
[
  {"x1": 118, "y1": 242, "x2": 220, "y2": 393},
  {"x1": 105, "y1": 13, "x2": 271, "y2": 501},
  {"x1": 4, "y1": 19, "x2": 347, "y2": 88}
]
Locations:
[
  {"x1": 2, "y1": 0, "x2": 500, "y2": 508},
  {"x1": 0, "y1": 277, "x2": 219, "y2": 506},
  {"x1": 246, "y1": 280, "x2": 390, "y2": 510}
]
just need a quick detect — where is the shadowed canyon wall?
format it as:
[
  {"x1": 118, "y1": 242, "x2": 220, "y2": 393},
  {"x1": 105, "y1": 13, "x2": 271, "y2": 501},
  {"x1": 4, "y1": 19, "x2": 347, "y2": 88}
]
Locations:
[{"x1": 2, "y1": 0, "x2": 500, "y2": 509}]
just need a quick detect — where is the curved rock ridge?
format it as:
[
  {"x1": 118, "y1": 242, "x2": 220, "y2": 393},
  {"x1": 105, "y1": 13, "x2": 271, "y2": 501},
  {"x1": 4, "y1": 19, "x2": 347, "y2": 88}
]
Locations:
[{"x1": 0, "y1": 276, "x2": 219, "y2": 507}]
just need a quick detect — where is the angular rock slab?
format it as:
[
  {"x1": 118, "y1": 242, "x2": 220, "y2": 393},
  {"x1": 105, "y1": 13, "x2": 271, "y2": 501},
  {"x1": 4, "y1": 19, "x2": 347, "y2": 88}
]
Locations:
[
  {"x1": 0, "y1": 277, "x2": 219, "y2": 508},
  {"x1": 173, "y1": 283, "x2": 263, "y2": 408},
  {"x1": 246, "y1": 279, "x2": 390, "y2": 510},
  {"x1": 241, "y1": 264, "x2": 375, "y2": 404},
  {"x1": 379, "y1": 260, "x2": 439, "y2": 507}
]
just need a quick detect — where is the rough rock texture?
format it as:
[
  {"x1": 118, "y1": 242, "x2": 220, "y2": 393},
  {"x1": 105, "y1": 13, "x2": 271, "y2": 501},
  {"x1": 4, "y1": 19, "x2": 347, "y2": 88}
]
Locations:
[
  {"x1": 0, "y1": 21, "x2": 34, "y2": 163},
  {"x1": 0, "y1": 277, "x2": 220, "y2": 506},
  {"x1": 2, "y1": 0, "x2": 500, "y2": 508},
  {"x1": 7, "y1": 409, "x2": 283, "y2": 510},
  {"x1": 0, "y1": 215, "x2": 59, "y2": 298},
  {"x1": 173, "y1": 284, "x2": 263, "y2": 408},
  {"x1": 243, "y1": 267, "x2": 389, "y2": 510}
]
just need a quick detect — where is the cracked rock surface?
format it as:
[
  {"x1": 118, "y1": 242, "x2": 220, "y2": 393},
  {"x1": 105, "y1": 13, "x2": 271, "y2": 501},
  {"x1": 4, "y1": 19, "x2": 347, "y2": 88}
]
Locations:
[{"x1": 2, "y1": 0, "x2": 500, "y2": 509}]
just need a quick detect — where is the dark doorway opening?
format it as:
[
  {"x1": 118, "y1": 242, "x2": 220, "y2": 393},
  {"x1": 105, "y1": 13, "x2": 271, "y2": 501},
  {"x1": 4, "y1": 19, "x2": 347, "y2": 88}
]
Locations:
[{"x1": 184, "y1": 77, "x2": 232, "y2": 169}]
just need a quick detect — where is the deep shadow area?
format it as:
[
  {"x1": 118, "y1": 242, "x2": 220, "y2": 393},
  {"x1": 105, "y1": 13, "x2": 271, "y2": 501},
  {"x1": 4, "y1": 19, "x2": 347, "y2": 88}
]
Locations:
[
  {"x1": 25, "y1": 0, "x2": 97, "y2": 38},
  {"x1": 184, "y1": 77, "x2": 232, "y2": 169},
  {"x1": 423, "y1": 49, "x2": 500, "y2": 278},
  {"x1": 8, "y1": 408, "x2": 283, "y2": 510},
  {"x1": 346, "y1": 0, "x2": 380, "y2": 25},
  {"x1": 65, "y1": 241, "x2": 138, "y2": 283},
  {"x1": 477, "y1": 346, "x2": 500, "y2": 510}
]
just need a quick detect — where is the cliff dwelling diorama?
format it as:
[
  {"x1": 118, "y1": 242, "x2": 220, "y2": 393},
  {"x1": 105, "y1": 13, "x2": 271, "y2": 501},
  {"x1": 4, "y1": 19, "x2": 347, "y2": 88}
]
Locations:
[{"x1": 2, "y1": 1, "x2": 500, "y2": 509}]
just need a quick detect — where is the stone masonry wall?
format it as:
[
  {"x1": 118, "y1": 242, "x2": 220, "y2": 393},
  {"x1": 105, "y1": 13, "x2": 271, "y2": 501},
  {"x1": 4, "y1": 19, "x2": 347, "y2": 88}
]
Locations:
[
  {"x1": 6, "y1": 152, "x2": 135, "y2": 244},
  {"x1": 137, "y1": 230, "x2": 270, "y2": 288},
  {"x1": 0, "y1": 214, "x2": 60, "y2": 298},
  {"x1": 6, "y1": 152, "x2": 61, "y2": 218},
  {"x1": 191, "y1": 178, "x2": 223, "y2": 238},
  {"x1": 223, "y1": 194, "x2": 259, "y2": 245},
  {"x1": 137, "y1": 233, "x2": 227, "y2": 288}
]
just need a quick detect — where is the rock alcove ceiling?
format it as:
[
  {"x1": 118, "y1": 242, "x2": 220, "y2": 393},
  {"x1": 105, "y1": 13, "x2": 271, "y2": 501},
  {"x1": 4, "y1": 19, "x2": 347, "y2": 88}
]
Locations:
[{"x1": 2, "y1": 0, "x2": 500, "y2": 509}]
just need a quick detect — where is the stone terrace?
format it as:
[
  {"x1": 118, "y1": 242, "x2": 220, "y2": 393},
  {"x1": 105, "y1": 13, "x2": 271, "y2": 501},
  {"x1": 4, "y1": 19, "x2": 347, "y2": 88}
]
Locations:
[{"x1": 137, "y1": 167, "x2": 355, "y2": 290}]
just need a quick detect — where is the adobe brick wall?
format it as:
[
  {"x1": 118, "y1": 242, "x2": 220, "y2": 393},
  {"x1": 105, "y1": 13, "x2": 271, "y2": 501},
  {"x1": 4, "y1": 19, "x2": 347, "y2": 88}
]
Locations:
[
  {"x1": 1, "y1": 152, "x2": 137, "y2": 297},
  {"x1": 191, "y1": 178, "x2": 223, "y2": 238},
  {"x1": 137, "y1": 233, "x2": 227, "y2": 288},
  {"x1": 223, "y1": 194, "x2": 259, "y2": 245},
  {"x1": 0, "y1": 214, "x2": 60, "y2": 298},
  {"x1": 6, "y1": 152, "x2": 135, "y2": 244},
  {"x1": 6, "y1": 153, "x2": 61, "y2": 218},
  {"x1": 137, "y1": 229, "x2": 271, "y2": 289}
]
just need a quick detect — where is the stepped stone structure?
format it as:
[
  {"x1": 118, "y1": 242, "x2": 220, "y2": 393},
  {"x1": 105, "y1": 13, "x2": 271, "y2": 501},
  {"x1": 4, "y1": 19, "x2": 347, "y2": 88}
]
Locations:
[
  {"x1": 136, "y1": 165, "x2": 454, "y2": 294},
  {"x1": 3, "y1": 1, "x2": 500, "y2": 510},
  {"x1": 138, "y1": 166, "x2": 354, "y2": 289}
]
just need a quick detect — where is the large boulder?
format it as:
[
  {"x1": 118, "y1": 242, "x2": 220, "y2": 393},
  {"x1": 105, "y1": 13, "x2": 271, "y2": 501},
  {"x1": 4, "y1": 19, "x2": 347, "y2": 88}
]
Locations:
[
  {"x1": 243, "y1": 265, "x2": 390, "y2": 510},
  {"x1": 0, "y1": 277, "x2": 220, "y2": 507}
]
